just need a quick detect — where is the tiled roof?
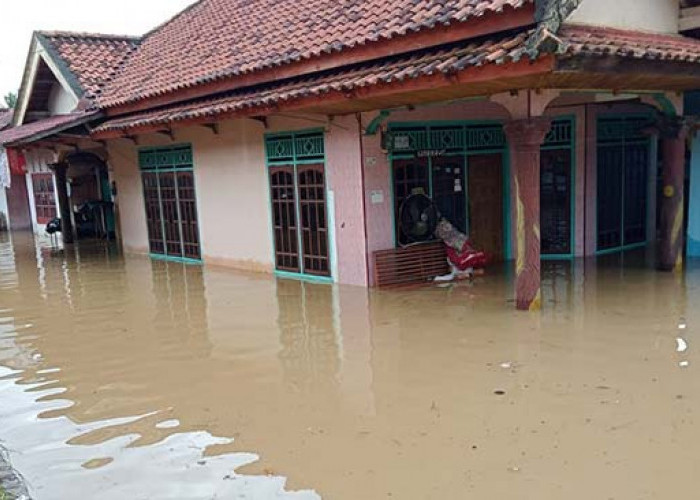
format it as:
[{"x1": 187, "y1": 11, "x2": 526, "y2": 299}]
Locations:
[
  {"x1": 0, "y1": 111, "x2": 97, "y2": 146},
  {"x1": 94, "y1": 30, "x2": 533, "y2": 135},
  {"x1": 559, "y1": 24, "x2": 700, "y2": 62},
  {"x1": 100, "y1": 0, "x2": 533, "y2": 108},
  {"x1": 38, "y1": 31, "x2": 141, "y2": 98},
  {"x1": 0, "y1": 109, "x2": 13, "y2": 130}
]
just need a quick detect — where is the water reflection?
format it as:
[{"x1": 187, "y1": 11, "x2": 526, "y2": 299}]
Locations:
[{"x1": 1, "y1": 230, "x2": 700, "y2": 499}]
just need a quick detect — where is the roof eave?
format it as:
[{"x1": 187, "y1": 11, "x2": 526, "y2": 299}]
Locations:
[
  {"x1": 92, "y1": 55, "x2": 556, "y2": 139},
  {"x1": 3, "y1": 112, "x2": 101, "y2": 148}
]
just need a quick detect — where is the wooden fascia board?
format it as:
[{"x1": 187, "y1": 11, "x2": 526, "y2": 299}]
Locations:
[
  {"x1": 92, "y1": 55, "x2": 555, "y2": 139},
  {"x1": 555, "y1": 55, "x2": 700, "y2": 84},
  {"x1": 104, "y1": 3, "x2": 536, "y2": 117},
  {"x1": 14, "y1": 37, "x2": 41, "y2": 127},
  {"x1": 6, "y1": 113, "x2": 101, "y2": 148}
]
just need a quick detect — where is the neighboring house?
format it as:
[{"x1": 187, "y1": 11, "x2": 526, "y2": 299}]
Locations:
[
  {"x1": 0, "y1": 31, "x2": 139, "y2": 238},
  {"x1": 5, "y1": 0, "x2": 700, "y2": 310},
  {"x1": 0, "y1": 108, "x2": 14, "y2": 230}
]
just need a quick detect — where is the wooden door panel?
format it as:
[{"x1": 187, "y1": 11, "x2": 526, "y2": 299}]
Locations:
[
  {"x1": 176, "y1": 171, "x2": 201, "y2": 259},
  {"x1": 270, "y1": 166, "x2": 300, "y2": 273},
  {"x1": 158, "y1": 172, "x2": 183, "y2": 257},
  {"x1": 541, "y1": 149, "x2": 572, "y2": 255},
  {"x1": 142, "y1": 172, "x2": 165, "y2": 255},
  {"x1": 297, "y1": 163, "x2": 330, "y2": 276},
  {"x1": 467, "y1": 154, "x2": 503, "y2": 262}
]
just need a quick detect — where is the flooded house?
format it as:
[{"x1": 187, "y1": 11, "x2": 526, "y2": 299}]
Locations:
[
  {"x1": 2, "y1": 0, "x2": 700, "y2": 310},
  {"x1": 0, "y1": 32, "x2": 139, "y2": 240},
  {"x1": 0, "y1": 107, "x2": 13, "y2": 230}
]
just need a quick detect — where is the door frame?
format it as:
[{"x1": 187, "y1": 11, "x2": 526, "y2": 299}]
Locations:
[
  {"x1": 387, "y1": 120, "x2": 510, "y2": 256},
  {"x1": 466, "y1": 152, "x2": 506, "y2": 262},
  {"x1": 265, "y1": 128, "x2": 333, "y2": 284},
  {"x1": 594, "y1": 113, "x2": 653, "y2": 256}
]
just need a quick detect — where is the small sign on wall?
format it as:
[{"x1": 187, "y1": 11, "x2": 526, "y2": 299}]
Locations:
[{"x1": 370, "y1": 190, "x2": 384, "y2": 204}]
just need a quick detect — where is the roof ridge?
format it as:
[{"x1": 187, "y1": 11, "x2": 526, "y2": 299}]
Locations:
[{"x1": 37, "y1": 30, "x2": 141, "y2": 41}]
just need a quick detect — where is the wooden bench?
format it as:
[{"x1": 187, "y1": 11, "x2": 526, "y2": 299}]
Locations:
[{"x1": 373, "y1": 241, "x2": 448, "y2": 287}]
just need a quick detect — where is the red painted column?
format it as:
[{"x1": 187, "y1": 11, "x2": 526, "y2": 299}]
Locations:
[
  {"x1": 504, "y1": 117, "x2": 551, "y2": 311},
  {"x1": 657, "y1": 117, "x2": 688, "y2": 272}
]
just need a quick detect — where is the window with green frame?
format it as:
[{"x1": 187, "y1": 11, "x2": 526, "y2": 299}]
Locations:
[
  {"x1": 265, "y1": 130, "x2": 331, "y2": 279},
  {"x1": 138, "y1": 144, "x2": 201, "y2": 261}
]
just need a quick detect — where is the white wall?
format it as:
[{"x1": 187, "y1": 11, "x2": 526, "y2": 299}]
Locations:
[
  {"x1": 108, "y1": 120, "x2": 275, "y2": 272},
  {"x1": 568, "y1": 0, "x2": 679, "y2": 34},
  {"x1": 47, "y1": 82, "x2": 78, "y2": 115}
]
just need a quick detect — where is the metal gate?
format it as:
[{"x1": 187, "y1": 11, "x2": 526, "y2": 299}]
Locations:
[
  {"x1": 596, "y1": 116, "x2": 651, "y2": 252},
  {"x1": 266, "y1": 131, "x2": 330, "y2": 278},
  {"x1": 139, "y1": 145, "x2": 201, "y2": 261}
]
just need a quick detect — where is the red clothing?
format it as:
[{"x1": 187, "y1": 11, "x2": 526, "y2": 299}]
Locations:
[
  {"x1": 6, "y1": 148, "x2": 26, "y2": 175},
  {"x1": 445, "y1": 241, "x2": 488, "y2": 271}
]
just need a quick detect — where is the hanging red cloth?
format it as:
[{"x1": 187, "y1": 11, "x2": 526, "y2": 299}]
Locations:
[{"x1": 6, "y1": 148, "x2": 26, "y2": 175}]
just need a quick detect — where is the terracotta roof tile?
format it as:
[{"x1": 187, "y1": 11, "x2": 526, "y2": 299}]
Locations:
[
  {"x1": 559, "y1": 24, "x2": 700, "y2": 63},
  {"x1": 0, "y1": 111, "x2": 97, "y2": 146},
  {"x1": 100, "y1": 0, "x2": 532, "y2": 108},
  {"x1": 94, "y1": 30, "x2": 532, "y2": 134},
  {"x1": 39, "y1": 31, "x2": 141, "y2": 99}
]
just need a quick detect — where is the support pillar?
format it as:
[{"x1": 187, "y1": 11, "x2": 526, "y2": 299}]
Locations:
[
  {"x1": 657, "y1": 117, "x2": 688, "y2": 271},
  {"x1": 504, "y1": 117, "x2": 552, "y2": 311},
  {"x1": 53, "y1": 162, "x2": 74, "y2": 245}
]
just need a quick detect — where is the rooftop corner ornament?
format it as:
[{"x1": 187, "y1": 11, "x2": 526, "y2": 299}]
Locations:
[{"x1": 527, "y1": 0, "x2": 582, "y2": 58}]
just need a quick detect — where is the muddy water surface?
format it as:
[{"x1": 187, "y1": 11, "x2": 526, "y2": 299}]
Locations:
[{"x1": 1, "y1": 231, "x2": 699, "y2": 499}]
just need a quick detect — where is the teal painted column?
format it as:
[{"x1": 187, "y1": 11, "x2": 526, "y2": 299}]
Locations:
[{"x1": 688, "y1": 131, "x2": 700, "y2": 257}]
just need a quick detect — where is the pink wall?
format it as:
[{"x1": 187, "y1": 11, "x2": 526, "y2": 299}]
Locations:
[
  {"x1": 324, "y1": 115, "x2": 369, "y2": 287},
  {"x1": 360, "y1": 100, "x2": 511, "y2": 285}
]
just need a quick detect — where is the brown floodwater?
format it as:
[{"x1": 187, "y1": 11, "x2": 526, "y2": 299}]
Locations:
[{"x1": 1, "y1": 230, "x2": 699, "y2": 499}]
